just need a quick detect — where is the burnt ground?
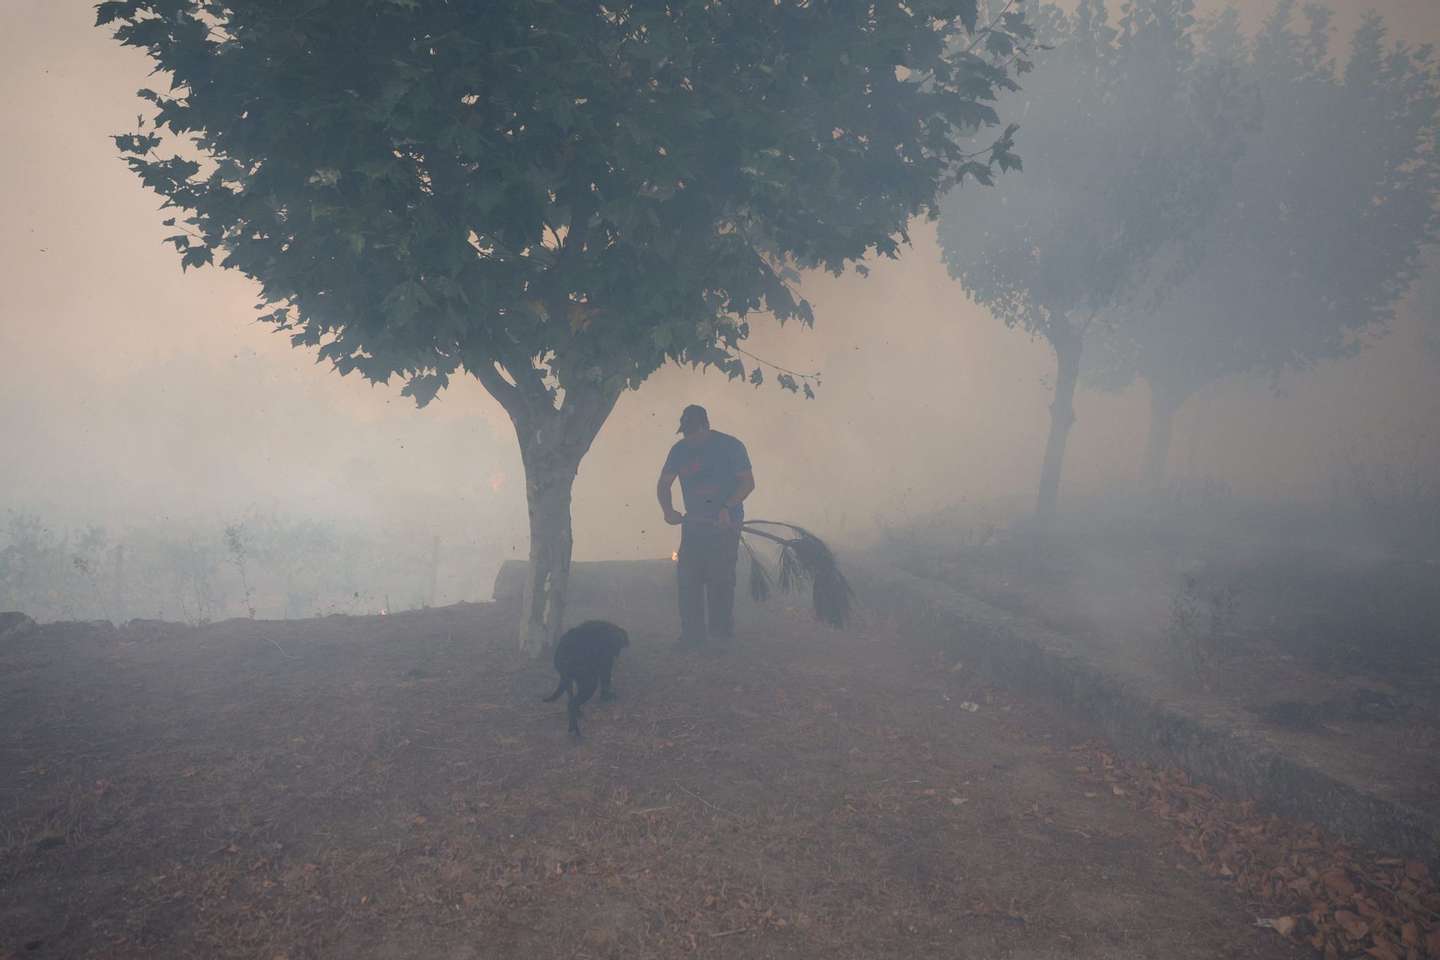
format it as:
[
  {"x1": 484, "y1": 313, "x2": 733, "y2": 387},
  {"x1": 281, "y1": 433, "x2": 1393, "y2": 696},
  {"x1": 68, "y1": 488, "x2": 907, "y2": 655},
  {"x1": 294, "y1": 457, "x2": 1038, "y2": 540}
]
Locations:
[{"x1": 0, "y1": 598, "x2": 1311, "y2": 960}]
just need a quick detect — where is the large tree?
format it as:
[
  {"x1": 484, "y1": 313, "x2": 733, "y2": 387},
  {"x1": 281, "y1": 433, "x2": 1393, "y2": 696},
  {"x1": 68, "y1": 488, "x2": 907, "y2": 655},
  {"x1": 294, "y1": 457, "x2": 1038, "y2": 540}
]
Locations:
[
  {"x1": 98, "y1": 0, "x2": 1030, "y2": 651},
  {"x1": 937, "y1": 0, "x2": 1244, "y2": 521},
  {"x1": 1091, "y1": 2, "x2": 1440, "y2": 490}
]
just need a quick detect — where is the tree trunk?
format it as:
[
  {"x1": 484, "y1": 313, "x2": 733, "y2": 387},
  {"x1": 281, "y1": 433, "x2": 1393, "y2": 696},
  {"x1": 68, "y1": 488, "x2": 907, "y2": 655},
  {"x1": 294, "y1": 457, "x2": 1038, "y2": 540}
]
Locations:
[
  {"x1": 1143, "y1": 382, "x2": 1182, "y2": 495},
  {"x1": 1036, "y1": 333, "x2": 1082, "y2": 523},
  {"x1": 517, "y1": 447, "x2": 578, "y2": 656},
  {"x1": 482, "y1": 370, "x2": 623, "y2": 658}
]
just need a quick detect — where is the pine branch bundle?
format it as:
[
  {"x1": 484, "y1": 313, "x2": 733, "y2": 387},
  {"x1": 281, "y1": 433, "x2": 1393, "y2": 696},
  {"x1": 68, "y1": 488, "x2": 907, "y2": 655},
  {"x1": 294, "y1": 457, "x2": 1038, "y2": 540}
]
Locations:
[
  {"x1": 741, "y1": 537, "x2": 773, "y2": 603},
  {"x1": 740, "y1": 520, "x2": 854, "y2": 628}
]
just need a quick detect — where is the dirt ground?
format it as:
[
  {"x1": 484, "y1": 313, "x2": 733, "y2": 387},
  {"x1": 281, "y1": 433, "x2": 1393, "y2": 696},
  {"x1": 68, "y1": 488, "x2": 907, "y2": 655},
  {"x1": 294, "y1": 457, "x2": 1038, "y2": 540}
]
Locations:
[
  {"x1": 923, "y1": 541, "x2": 1440, "y2": 821},
  {"x1": 1, "y1": 598, "x2": 1311, "y2": 960}
]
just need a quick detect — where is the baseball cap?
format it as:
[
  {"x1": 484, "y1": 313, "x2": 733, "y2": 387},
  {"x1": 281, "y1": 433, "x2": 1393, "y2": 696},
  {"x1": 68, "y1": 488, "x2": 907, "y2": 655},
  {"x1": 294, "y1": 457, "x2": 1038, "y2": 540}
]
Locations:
[{"x1": 677, "y1": 404, "x2": 709, "y2": 433}]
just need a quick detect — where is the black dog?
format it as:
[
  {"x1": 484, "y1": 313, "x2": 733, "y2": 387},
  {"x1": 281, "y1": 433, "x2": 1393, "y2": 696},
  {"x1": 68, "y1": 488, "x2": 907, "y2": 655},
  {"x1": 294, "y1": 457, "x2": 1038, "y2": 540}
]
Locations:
[{"x1": 541, "y1": 620, "x2": 629, "y2": 738}]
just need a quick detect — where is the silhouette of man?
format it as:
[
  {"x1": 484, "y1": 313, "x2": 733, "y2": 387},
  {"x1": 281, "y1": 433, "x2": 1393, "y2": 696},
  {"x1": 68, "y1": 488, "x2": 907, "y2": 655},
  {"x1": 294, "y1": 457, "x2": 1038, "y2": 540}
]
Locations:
[{"x1": 657, "y1": 405, "x2": 755, "y2": 647}]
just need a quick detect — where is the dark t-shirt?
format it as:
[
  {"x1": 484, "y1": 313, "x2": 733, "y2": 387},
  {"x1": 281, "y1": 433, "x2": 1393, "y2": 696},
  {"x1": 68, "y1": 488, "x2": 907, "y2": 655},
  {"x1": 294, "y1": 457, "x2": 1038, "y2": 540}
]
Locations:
[{"x1": 663, "y1": 431, "x2": 752, "y2": 524}]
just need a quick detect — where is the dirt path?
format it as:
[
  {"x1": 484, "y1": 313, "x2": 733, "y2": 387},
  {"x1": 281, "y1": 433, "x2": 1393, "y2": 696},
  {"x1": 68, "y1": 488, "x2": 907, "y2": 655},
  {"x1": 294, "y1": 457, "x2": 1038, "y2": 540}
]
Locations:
[{"x1": 0, "y1": 601, "x2": 1301, "y2": 959}]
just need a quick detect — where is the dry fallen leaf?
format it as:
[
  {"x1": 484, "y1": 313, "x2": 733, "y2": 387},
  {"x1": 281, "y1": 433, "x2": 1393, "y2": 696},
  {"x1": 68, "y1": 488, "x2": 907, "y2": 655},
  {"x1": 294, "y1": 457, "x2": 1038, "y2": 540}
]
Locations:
[
  {"x1": 1333, "y1": 910, "x2": 1369, "y2": 940},
  {"x1": 1353, "y1": 896, "x2": 1386, "y2": 921},
  {"x1": 1365, "y1": 939, "x2": 1402, "y2": 960},
  {"x1": 1323, "y1": 869, "x2": 1357, "y2": 898},
  {"x1": 1256, "y1": 916, "x2": 1298, "y2": 937}
]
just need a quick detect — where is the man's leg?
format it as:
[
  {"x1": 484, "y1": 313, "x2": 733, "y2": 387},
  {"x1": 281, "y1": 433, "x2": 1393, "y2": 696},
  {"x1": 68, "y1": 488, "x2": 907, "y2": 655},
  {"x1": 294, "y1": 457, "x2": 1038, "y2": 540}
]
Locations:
[
  {"x1": 676, "y1": 526, "x2": 707, "y2": 645},
  {"x1": 705, "y1": 527, "x2": 742, "y2": 640}
]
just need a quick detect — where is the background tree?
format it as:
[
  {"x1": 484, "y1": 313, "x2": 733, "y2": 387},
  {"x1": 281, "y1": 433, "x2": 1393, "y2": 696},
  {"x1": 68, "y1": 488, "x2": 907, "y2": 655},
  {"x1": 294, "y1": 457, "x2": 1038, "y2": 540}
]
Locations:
[
  {"x1": 1090, "y1": 2, "x2": 1440, "y2": 491},
  {"x1": 937, "y1": 0, "x2": 1244, "y2": 522},
  {"x1": 1420, "y1": 264, "x2": 1440, "y2": 362},
  {"x1": 98, "y1": 0, "x2": 1030, "y2": 651}
]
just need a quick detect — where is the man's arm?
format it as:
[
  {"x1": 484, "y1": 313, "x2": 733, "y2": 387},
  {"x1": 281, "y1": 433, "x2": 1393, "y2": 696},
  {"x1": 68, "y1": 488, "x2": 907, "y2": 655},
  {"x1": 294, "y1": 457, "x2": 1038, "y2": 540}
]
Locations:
[
  {"x1": 725, "y1": 470, "x2": 756, "y2": 511},
  {"x1": 657, "y1": 470, "x2": 683, "y2": 524},
  {"x1": 717, "y1": 469, "x2": 755, "y2": 527},
  {"x1": 719, "y1": 438, "x2": 756, "y2": 525}
]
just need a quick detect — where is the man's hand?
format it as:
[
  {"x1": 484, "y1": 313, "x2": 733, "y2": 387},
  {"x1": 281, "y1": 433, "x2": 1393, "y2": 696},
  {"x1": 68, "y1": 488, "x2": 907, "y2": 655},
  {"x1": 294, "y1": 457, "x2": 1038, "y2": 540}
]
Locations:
[
  {"x1": 715, "y1": 508, "x2": 733, "y2": 529},
  {"x1": 664, "y1": 508, "x2": 685, "y2": 526}
]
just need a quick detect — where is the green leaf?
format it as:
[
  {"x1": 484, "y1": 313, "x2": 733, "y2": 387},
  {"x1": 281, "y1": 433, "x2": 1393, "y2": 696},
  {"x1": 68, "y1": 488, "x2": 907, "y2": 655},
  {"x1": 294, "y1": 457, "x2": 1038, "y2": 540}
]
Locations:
[
  {"x1": 94, "y1": 1, "x2": 142, "y2": 27},
  {"x1": 113, "y1": 133, "x2": 161, "y2": 155},
  {"x1": 180, "y1": 246, "x2": 213, "y2": 271}
]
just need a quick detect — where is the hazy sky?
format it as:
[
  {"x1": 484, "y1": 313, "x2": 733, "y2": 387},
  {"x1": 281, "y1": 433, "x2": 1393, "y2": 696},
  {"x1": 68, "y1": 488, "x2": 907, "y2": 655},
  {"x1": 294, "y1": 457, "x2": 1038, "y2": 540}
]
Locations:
[{"x1": 2, "y1": 0, "x2": 1437, "y2": 578}]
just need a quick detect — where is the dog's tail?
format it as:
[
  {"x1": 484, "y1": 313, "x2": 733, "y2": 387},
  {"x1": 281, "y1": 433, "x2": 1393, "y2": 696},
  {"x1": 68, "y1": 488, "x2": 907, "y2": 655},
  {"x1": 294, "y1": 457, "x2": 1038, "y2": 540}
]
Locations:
[{"x1": 541, "y1": 678, "x2": 569, "y2": 703}]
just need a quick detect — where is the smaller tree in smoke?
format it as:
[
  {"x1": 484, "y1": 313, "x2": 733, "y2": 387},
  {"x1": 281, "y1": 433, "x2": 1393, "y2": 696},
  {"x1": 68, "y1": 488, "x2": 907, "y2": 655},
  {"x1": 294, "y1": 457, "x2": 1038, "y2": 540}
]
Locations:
[
  {"x1": 937, "y1": 0, "x2": 1247, "y2": 521},
  {"x1": 1418, "y1": 268, "x2": 1440, "y2": 363},
  {"x1": 98, "y1": 0, "x2": 1031, "y2": 653},
  {"x1": 1088, "y1": 3, "x2": 1440, "y2": 490}
]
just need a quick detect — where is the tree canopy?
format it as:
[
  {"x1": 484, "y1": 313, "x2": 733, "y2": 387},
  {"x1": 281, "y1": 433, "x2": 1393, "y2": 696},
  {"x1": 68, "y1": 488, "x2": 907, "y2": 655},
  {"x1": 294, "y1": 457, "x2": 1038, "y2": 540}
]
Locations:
[
  {"x1": 101, "y1": 0, "x2": 1027, "y2": 407},
  {"x1": 99, "y1": 0, "x2": 1032, "y2": 647},
  {"x1": 941, "y1": 0, "x2": 1242, "y2": 336},
  {"x1": 1090, "y1": 2, "x2": 1440, "y2": 486}
]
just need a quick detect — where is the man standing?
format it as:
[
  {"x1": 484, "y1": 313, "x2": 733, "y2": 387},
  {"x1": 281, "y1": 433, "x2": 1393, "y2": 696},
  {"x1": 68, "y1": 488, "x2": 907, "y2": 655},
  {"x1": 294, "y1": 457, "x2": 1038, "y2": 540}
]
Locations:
[{"x1": 657, "y1": 405, "x2": 756, "y2": 647}]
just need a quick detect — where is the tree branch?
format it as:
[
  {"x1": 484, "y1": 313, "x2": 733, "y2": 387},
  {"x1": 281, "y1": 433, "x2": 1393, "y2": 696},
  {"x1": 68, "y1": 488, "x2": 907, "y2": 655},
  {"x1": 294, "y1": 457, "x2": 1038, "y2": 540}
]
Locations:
[
  {"x1": 493, "y1": 340, "x2": 554, "y2": 410},
  {"x1": 561, "y1": 187, "x2": 596, "y2": 269},
  {"x1": 468, "y1": 356, "x2": 527, "y2": 423},
  {"x1": 728, "y1": 345, "x2": 821, "y2": 383},
  {"x1": 963, "y1": 0, "x2": 1019, "y2": 53},
  {"x1": 558, "y1": 375, "x2": 624, "y2": 444}
]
